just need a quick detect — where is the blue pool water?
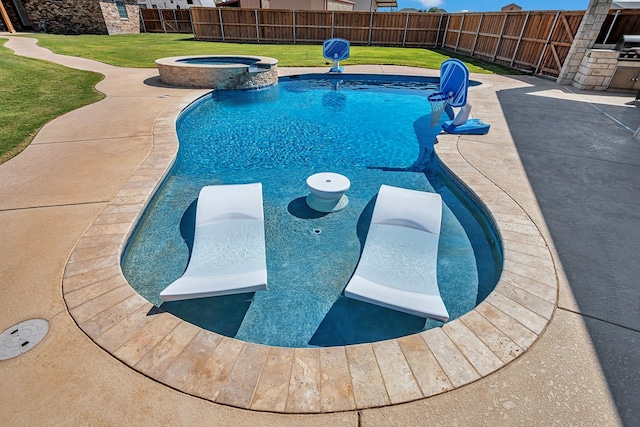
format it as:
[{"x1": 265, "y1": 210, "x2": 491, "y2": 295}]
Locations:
[{"x1": 122, "y1": 74, "x2": 502, "y2": 348}]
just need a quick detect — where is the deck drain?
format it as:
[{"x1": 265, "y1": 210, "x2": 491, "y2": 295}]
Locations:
[{"x1": 0, "y1": 319, "x2": 49, "y2": 361}]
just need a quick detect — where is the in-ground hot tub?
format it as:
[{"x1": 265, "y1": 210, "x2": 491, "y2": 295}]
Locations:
[{"x1": 155, "y1": 55, "x2": 278, "y2": 90}]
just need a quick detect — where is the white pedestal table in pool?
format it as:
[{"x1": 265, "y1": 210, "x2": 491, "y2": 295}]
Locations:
[{"x1": 306, "y1": 172, "x2": 350, "y2": 212}]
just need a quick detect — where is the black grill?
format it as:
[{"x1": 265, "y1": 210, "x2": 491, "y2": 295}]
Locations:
[{"x1": 615, "y1": 35, "x2": 640, "y2": 61}]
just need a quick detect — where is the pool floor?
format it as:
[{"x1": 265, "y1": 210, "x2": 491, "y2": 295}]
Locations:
[
  {"x1": 122, "y1": 77, "x2": 498, "y2": 347},
  {"x1": 125, "y1": 168, "x2": 487, "y2": 347}
]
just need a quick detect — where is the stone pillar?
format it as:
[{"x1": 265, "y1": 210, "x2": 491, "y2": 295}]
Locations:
[
  {"x1": 557, "y1": 0, "x2": 612, "y2": 86},
  {"x1": 573, "y1": 48, "x2": 618, "y2": 90},
  {"x1": 99, "y1": 0, "x2": 140, "y2": 34}
]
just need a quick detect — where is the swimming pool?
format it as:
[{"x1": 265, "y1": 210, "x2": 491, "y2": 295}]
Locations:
[{"x1": 122, "y1": 74, "x2": 502, "y2": 348}]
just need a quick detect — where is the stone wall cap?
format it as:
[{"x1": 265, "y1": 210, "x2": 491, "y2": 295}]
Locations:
[{"x1": 155, "y1": 55, "x2": 278, "y2": 69}]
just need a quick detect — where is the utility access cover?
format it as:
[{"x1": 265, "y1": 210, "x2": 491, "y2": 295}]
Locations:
[{"x1": 0, "y1": 319, "x2": 49, "y2": 361}]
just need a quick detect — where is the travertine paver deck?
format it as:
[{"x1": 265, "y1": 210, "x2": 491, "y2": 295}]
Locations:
[
  {"x1": 58, "y1": 78, "x2": 559, "y2": 413},
  {"x1": 6, "y1": 34, "x2": 639, "y2": 425}
]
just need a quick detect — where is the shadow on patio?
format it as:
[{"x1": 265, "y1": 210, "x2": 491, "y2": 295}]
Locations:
[{"x1": 496, "y1": 79, "x2": 640, "y2": 425}]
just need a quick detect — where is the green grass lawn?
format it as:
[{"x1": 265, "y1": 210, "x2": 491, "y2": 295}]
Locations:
[
  {"x1": 28, "y1": 33, "x2": 516, "y2": 74},
  {"x1": 0, "y1": 43, "x2": 104, "y2": 163},
  {"x1": 1, "y1": 33, "x2": 517, "y2": 163}
]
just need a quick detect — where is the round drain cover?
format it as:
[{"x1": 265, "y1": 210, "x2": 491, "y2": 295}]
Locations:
[{"x1": 0, "y1": 319, "x2": 49, "y2": 361}]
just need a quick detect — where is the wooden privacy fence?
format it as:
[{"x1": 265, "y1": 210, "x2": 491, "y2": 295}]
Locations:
[
  {"x1": 186, "y1": 8, "x2": 585, "y2": 77},
  {"x1": 139, "y1": 7, "x2": 638, "y2": 78},
  {"x1": 140, "y1": 8, "x2": 192, "y2": 33},
  {"x1": 188, "y1": 8, "x2": 448, "y2": 47},
  {"x1": 442, "y1": 11, "x2": 584, "y2": 77}
]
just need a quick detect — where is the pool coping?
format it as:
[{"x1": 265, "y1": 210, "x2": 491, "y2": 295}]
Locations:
[{"x1": 61, "y1": 78, "x2": 559, "y2": 414}]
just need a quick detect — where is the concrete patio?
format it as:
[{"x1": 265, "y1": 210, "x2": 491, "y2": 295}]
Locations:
[{"x1": 1, "y1": 35, "x2": 638, "y2": 426}]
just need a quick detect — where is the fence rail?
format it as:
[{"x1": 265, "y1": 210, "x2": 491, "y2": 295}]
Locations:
[{"x1": 140, "y1": 7, "x2": 640, "y2": 78}]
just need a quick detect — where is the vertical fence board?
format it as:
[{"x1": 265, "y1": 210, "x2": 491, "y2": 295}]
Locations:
[
  {"x1": 217, "y1": 9, "x2": 257, "y2": 42},
  {"x1": 404, "y1": 13, "x2": 440, "y2": 47},
  {"x1": 333, "y1": 11, "x2": 370, "y2": 44},
  {"x1": 258, "y1": 10, "x2": 294, "y2": 43},
  {"x1": 473, "y1": 13, "x2": 503, "y2": 59},
  {"x1": 141, "y1": 9, "x2": 163, "y2": 33},
  {"x1": 294, "y1": 10, "x2": 332, "y2": 43},
  {"x1": 370, "y1": 12, "x2": 405, "y2": 46},
  {"x1": 443, "y1": 14, "x2": 462, "y2": 50},
  {"x1": 191, "y1": 7, "x2": 222, "y2": 40}
]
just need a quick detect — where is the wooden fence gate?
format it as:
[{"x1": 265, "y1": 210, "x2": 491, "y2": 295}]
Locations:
[
  {"x1": 141, "y1": 9, "x2": 192, "y2": 34},
  {"x1": 442, "y1": 11, "x2": 583, "y2": 77}
]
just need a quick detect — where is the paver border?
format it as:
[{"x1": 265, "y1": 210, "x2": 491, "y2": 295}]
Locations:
[{"x1": 62, "y1": 76, "x2": 559, "y2": 413}]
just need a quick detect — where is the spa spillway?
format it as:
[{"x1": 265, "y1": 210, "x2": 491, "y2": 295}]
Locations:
[{"x1": 155, "y1": 55, "x2": 278, "y2": 90}]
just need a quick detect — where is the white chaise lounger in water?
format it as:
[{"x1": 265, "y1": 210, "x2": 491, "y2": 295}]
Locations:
[
  {"x1": 344, "y1": 184, "x2": 449, "y2": 322},
  {"x1": 160, "y1": 183, "x2": 267, "y2": 302}
]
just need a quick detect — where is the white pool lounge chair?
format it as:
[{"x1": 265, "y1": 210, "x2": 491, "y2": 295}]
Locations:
[
  {"x1": 344, "y1": 185, "x2": 449, "y2": 321},
  {"x1": 160, "y1": 183, "x2": 267, "y2": 302}
]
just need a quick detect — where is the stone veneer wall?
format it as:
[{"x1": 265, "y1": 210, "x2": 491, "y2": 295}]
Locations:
[
  {"x1": 99, "y1": 0, "x2": 139, "y2": 34},
  {"x1": 557, "y1": 0, "x2": 612, "y2": 86},
  {"x1": 21, "y1": 0, "x2": 139, "y2": 34},
  {"x1": 22, "y1": 0, "x2": 108, "y2": 34},
  {"x1": 0, "y1": 17, "x2": 9, "y2": 32},
  {"x1": 572, "y1": 49, "x2": 619, "y2": 90},
  {"x1": 157, "y1": 63, "x2": 279, "y2": 90}
]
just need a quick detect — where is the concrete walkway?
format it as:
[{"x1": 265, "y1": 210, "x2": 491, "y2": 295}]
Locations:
[{"x1": 1, "y1": 35, "x2": 638, "y2": 426}]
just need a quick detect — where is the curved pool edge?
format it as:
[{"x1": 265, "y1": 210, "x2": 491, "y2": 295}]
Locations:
[{"x1": 61, "y1": 79, "x2": 558, "y2": 414}]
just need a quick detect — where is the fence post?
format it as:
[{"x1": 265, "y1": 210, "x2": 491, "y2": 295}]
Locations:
[
  {"x1": 255, "y1": 9, "x2": 260, "y2": 43},
  {"x1": 189, "y1": 9, "x2": 194, "y2": 38},
  {"x1": 511, "y1": 11, "x2": 530, "y2": 67},
  {"x1": 603, "y1": 9, "x2": 620, "y2": 44},
  {"x1": 492, "y1": 13, "x2": 508, "y2": 62},
  {"x1": 159, "y1": 9, "x2": 166, "y2": 33},
  {"x1": 293, "y1": 10, "x2": 296, "y2": 44},
  {"x1": 173, "y1": 9, "x2": 177, "y2": 32},
  {"x1": 535, "y1": 11, "x2": 560, "y2": 74},
  {"x1": 402, "y1": 12, "x2": 409, "y2": 47},
  {"x1": 471, "y1": 13, "x2": 483, "y2": 56},
  {"x1": 454, "y1": 13, "x2": 465, "y2": 51},
  {"x1": 368, "y1": 10, "x2": 374, "y2": 46},
  {"x1": 218, "y1": 7, "x2": 225, "y2": 42},
  {"x1": 139, "y1": 10, "x2": 146, "y2": 33},
  {"x1": 434, "y1": 13, "x2": 443, "y2": 48},
  {"x1": 441, "y1": 14, "x2": 451, "y2": 48}
]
